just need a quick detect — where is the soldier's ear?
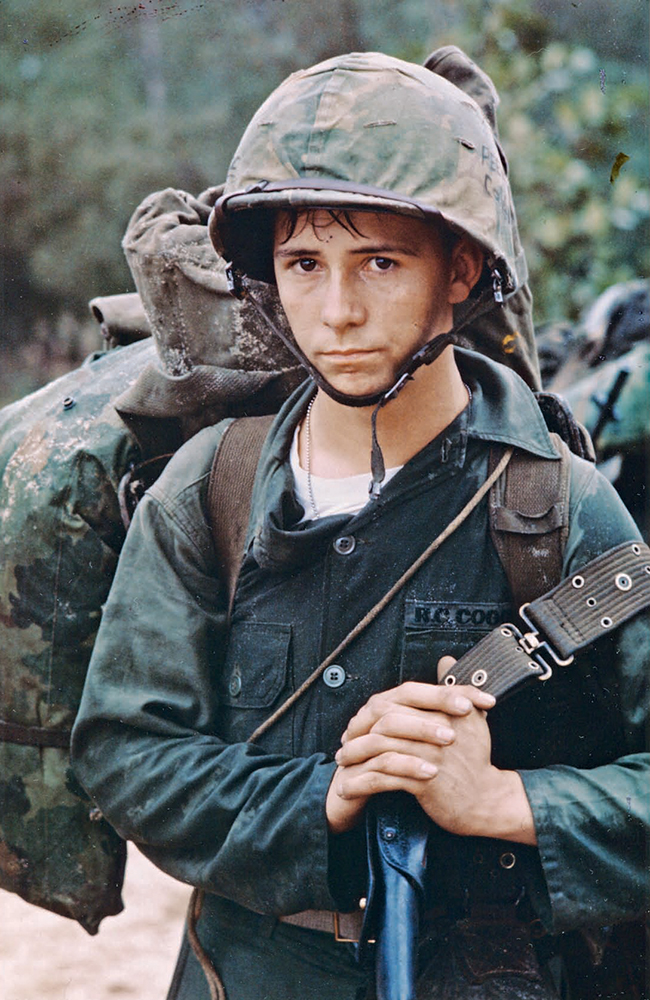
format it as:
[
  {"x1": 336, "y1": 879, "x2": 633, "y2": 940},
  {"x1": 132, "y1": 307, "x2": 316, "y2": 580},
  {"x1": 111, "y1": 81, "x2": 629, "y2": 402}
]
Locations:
[{"x1": 448, "y1": 237, "x2": 484, "y2": 305}]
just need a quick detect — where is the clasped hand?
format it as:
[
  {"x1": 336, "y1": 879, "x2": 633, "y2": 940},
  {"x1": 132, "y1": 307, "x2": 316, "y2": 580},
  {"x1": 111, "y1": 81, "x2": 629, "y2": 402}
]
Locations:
[{"x1": 326, "y1": 657, "x2": 536, "y2": 845}]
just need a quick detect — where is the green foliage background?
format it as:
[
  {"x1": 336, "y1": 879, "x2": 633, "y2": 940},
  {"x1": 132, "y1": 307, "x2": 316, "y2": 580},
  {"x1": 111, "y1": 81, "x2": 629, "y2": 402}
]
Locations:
[{"x1": 0, "y1": 0, "x2": 648, "y2": 400}]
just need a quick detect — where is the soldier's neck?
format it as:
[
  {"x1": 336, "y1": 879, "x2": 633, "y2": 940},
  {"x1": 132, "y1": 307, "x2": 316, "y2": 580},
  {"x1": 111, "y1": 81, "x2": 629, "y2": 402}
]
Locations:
[{"x1": 302, "y1": 347, "x2": 469, "y2": 478}]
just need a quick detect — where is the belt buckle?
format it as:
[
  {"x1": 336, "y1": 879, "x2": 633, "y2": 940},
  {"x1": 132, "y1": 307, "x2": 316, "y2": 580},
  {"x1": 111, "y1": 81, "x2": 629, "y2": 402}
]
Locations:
[
  {"x1": 333, "y1": 911, "x2": 373, "y2": 944},
  {"x1": 518, "y1": 604, "x2": 575, "y2": 678},
  {"x1": 333, "y1": 911, "x2": 357, "y2": 943}
]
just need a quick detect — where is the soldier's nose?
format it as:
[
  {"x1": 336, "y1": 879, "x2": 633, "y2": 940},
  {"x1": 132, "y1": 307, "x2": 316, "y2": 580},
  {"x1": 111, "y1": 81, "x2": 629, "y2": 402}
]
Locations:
[{"x1": 321, "y1": 274, "x2": 365, "y2": 331}]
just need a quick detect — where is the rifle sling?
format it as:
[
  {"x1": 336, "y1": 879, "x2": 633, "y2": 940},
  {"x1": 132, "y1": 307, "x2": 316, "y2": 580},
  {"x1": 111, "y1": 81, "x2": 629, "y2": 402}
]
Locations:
[{"x1": 441, "y1": 540, "x2": 650, "y2": 698}]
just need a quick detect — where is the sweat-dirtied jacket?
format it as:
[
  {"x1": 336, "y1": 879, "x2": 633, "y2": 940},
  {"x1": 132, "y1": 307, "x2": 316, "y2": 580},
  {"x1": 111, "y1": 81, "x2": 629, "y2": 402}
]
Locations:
[{"x1": 71, "y1": 350, "x2": 648, "y2": 947}]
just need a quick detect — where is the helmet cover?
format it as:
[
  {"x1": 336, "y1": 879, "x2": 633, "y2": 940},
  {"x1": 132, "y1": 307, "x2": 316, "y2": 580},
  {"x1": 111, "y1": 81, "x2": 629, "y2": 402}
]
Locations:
[{"x1": 210, "y1": 51, "x2": 523, "y2": 294}]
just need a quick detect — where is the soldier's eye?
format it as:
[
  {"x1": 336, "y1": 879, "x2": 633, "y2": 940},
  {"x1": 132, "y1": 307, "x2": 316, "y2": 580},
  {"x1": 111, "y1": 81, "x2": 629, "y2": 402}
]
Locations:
[
  {"x1": 371, "y1": 257, "x2": 395, "y2": 271},
  {"x1": 297, "y1": 258, "x2": 317, "y2": 272}
]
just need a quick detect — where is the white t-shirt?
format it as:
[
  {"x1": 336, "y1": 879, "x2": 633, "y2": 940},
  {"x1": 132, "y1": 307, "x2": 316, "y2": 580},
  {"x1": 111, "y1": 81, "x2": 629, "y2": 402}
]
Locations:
[{"x1": 289, "y1": 424, "x2": 402, "y2": 521}]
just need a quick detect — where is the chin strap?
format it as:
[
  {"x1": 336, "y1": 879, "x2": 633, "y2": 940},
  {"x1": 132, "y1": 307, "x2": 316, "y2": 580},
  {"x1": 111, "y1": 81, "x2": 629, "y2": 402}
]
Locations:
[
  {"x1": 367, "y1": 334, "x2": 453, "y2": 497},
  {"x1": 226, "y1": 263, "x2": 458, "y2": 496}
]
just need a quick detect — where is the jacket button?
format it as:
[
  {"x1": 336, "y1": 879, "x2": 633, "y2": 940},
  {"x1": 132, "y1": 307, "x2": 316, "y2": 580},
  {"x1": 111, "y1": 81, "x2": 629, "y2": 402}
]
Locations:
[
  {"x1": 333, "y1": 535, "x2": 356, "y2": 555},
  {"x1": 499, "y1": 852, "x2": 516, "y2": 870},
  {"x1": 323, "y1": 665, "x2": 346, "y2": 688},
  {"x1": 228, "y1": 673, "x2": 242, "y2": 697}
]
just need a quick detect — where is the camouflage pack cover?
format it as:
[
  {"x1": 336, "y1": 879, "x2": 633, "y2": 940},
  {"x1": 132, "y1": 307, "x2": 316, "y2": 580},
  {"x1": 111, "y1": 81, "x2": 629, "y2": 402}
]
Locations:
[
  {"x1": 0, "y1": 341, "x2": 152, "y2": 932},
  {"x1": 210, "y1": 47, "x2": 540, "y2": 389},
  {"x1": 0, "y1": 190, "x2": 303, "y2": 932}
]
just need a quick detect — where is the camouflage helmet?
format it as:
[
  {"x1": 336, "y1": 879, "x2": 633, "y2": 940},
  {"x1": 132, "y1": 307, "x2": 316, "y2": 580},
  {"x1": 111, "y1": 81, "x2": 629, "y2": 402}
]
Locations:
[{"x1": 210, "y1": 50, "x2": 523, "y2": 298}]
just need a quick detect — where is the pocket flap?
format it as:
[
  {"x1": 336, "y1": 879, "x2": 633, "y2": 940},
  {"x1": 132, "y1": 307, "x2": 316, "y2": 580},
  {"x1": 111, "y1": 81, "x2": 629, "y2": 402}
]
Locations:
[{"x1": 221, "y1": 621, "x2": 291, "y2": 708}]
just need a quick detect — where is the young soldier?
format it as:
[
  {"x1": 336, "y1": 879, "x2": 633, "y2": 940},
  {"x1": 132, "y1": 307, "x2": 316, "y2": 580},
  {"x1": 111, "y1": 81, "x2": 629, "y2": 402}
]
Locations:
[{"x1": 72, "y1": 52, "x2": 648, "y2": 999}]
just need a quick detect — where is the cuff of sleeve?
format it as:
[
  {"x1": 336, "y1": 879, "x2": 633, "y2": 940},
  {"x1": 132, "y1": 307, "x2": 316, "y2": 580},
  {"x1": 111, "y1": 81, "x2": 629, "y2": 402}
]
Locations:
[{"x1": 517, "y1": 769, "x2": 556, "y2": 933}]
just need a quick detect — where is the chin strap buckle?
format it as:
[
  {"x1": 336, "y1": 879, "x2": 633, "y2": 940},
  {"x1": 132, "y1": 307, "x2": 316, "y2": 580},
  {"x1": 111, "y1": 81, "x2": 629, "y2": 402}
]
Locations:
[
  {"x1": 492, "y1": 268, "x2": 504, "y2": 304},
  {"x1": 225, "y1": 263, "x2": 248, "y2": 300}
]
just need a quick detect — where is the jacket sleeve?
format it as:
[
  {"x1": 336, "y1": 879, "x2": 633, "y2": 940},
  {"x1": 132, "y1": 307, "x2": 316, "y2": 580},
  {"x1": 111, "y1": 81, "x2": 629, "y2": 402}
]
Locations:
[
  {"x1": 518, "y1": 455, "x2": 649, "y2": 933},
  {"x1": 70, "y1": 423, "x2": 341, "y2": 917}
]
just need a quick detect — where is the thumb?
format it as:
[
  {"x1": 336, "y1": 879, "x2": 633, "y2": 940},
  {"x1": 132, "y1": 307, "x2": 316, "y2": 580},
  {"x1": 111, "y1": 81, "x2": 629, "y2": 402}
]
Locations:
[{"x1": 437, "y1": 655, "x2": 457, "y2": 683}]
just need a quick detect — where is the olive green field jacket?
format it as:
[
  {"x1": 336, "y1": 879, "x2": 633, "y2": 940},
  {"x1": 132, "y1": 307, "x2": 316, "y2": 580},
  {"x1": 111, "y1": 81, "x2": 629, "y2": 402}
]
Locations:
[{"x1": 71, "y1": 349, "x2": 649, "y2": 936}]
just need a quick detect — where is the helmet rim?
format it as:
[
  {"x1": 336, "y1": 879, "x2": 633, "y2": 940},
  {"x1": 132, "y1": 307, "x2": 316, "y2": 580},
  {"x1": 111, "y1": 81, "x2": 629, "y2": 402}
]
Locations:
[{"x1": 210, "y1": 181, "x2": 516, "y2": 293}]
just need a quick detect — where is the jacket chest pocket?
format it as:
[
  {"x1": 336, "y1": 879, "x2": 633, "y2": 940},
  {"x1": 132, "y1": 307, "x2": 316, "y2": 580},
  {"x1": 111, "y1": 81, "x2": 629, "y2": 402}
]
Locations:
[
  {"x1": 401, "y1": 600, "x2": 511, "y2": 683},
  {"x1": 219, "y1": 621, "x2": 292, "y2": 709}
]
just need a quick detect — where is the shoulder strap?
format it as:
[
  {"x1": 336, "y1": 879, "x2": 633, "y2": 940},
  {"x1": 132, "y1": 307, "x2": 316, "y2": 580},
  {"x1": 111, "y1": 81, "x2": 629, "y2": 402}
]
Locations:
[
  {"x1": 206, "y1": 414, "x2": 274, "y2": 614},
  {"x1": 489, "y1": 432, "x2": 572, "y2": 609}
]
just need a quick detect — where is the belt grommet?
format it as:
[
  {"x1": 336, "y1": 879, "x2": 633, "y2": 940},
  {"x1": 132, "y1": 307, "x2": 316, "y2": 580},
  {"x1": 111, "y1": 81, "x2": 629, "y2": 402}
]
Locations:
[
  {"x1": 499, "y1": 851, "x2": 516, "y2": 870},
  {"x1": 471, "y1": 669, "x2": 487, "y2": 687},
  {"x1": 600, "y1": 616, "x2": 613, "y2": 629},
  {"x1": 586, "y1": 596, "x2": 597, "y2": 607},
  {"x1": 615, "y1": 573, "x2": 632, "y2": 591},
  {"x1": 571, "y1": 575, "x2": 584, "y2": 589}
]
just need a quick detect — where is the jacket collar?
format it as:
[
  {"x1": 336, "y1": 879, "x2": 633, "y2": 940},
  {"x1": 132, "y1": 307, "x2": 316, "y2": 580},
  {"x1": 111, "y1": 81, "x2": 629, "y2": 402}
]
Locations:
[{"x1": 457, "y1": 348, "x2": 559, "y2": 460}]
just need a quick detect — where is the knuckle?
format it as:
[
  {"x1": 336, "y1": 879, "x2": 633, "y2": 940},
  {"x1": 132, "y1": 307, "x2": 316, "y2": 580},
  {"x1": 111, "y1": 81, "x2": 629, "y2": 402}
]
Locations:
[
  {"x1": 380, "y1": 751, "x2": 401, "y2": 770},
  {"x1": 372, "y1": 715, "x2": 390, "y2": 735},
  {"x1": 366, "y1": 772, "x2": 383, "y2": 795}
]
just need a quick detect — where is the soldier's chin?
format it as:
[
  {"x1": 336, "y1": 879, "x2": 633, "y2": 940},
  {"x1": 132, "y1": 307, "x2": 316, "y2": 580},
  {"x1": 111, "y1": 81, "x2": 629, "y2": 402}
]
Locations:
[{"x1": 314, "y1": 360, "x2": 391, "y2": 396}]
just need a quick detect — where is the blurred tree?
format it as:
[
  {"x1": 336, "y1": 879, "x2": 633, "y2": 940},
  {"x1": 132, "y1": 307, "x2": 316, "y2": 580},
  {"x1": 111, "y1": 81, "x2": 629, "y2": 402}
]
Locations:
[{"x1": 468, "y1": 2, "x2": 649, "y2": 321}]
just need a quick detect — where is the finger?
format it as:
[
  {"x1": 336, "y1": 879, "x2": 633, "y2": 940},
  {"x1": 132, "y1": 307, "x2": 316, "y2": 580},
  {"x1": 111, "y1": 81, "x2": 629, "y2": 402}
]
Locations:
[
  {"x1": 336, "y1": 730, "x2": 452, "y2": 767},
  {"x1": 369, "y1": 710, "x2": 458, "y2": 746},
  {"x1": 341, "y1": 682, "x2": 494, "y2": 743},
  {"x1": 397, "y1": 679, "x2": 495, "y2": 712},
  {"x1": 335, "y1": 757, "x2": 438, "y2": 800},
  {"x1": 341, "y1": 698, "x2": 425, "y2": 744},
  {"x1": 437, "y1": 655, "x2": 456, "y2": 682}
]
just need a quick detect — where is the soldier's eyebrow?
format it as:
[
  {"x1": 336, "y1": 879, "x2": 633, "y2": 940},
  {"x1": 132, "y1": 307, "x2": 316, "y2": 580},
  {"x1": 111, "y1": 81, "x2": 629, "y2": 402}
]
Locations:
[
  {"x1": 274, "y1": 247, "x2": 321, "y2": 258},
  {"x1": 274, "y1": 243, "x2": 419, "y2": 258},
  {"x1": 349, "y1": 244, "x2": 418, "y2": 257}
]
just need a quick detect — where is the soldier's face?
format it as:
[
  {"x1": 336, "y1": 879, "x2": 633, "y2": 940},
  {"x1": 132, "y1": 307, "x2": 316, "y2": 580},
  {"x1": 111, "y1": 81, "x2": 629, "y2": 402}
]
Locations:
[{"x1": 273, "y1": 210, "x2": 476, "y2": 400}]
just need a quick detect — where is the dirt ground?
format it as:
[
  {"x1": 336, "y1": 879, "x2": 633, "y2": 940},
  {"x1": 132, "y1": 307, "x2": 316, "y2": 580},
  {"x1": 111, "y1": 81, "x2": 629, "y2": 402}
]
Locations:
[{"x1": 0, "y1": 846, "x2": 192, "y2": 1000}]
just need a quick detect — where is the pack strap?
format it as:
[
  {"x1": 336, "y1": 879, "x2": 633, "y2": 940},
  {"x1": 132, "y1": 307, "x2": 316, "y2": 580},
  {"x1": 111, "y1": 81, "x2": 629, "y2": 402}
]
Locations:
[
  {"x1": 206, "y1": 414, "x2": 274, "y2": 616},
  {"x1": 441, "y1": 540, "x2": 650, "y2": 697},
  {"x1": 489, "y1": 434, "x2": 571, "y2": 609}
]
